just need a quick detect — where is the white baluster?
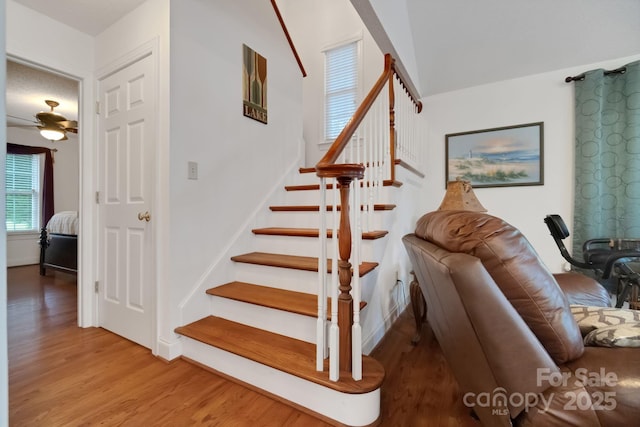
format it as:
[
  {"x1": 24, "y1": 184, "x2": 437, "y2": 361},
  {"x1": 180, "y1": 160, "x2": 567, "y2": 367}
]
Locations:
[
  {"x1": 352, "y1": 177, "x2": 362, "y2": 380},
  {"x1": 329, "y1": 177, "x2": 339, "y2": 382},
  {"x1": 317, "y1": 177, "x2": 327, "y2": 371}
]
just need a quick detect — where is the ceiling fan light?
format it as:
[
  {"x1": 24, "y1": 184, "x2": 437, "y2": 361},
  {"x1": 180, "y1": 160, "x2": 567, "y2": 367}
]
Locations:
[{"x1": 40, "y1": 128, "x2": 65, "y2": 141}]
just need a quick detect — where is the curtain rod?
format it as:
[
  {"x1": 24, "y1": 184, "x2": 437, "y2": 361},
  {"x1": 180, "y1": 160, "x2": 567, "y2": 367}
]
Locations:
[
  {"x1": 565, "y1": 66, "x2": 627, "y2": 83},
  {"x1": 6, "y1": 142, "x2": 57, "y2": 152}
]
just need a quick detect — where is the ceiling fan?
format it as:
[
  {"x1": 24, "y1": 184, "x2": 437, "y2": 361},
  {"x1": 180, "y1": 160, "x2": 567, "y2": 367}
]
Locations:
[
  {"x1": 7, "y1": 99, "x2": 78, "y2": 141},
  {"x1": 35, "y1": 100, "x2": 78, "y2": 141}
]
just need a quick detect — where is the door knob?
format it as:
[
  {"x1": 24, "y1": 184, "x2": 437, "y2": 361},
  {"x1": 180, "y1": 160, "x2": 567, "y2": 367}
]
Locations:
[{"x1": 138, "y1": 211, "x2": 151, "y2": 222}]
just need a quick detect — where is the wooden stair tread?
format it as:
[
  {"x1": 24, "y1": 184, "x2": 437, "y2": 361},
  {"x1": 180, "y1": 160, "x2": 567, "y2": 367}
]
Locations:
[
  {"x1": 285, "y1": 179, "x2": 402, "y2": 191},
  {"x1": 206, "y1": 281, "x2": 366, "y2": 318},
  {"x1": 270, "y1": 204, "x2": 395, "y2": 212},
  {"x1": 231, "y1": 252, "x2": 378, "y2": 276},
  {"x1": 175, "y1": 316, "x2": 384, "y2": 394},
  {"x1": 252, "y1": 227, "x2": 388, "y2": 240}
]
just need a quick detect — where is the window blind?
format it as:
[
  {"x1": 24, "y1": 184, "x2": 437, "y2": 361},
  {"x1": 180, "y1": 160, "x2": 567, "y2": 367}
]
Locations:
[
  {"x1": 6, "y1": 153, "x2": 40, "y2": 232},
  {"x1": 325, "y1": 41, "x2": 358, "y2": 141}
]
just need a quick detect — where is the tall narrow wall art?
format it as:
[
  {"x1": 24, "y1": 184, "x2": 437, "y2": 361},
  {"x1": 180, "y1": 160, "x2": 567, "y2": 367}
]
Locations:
[{"x1": 242, "y1": 44, "x2": 268, "y2": 124}]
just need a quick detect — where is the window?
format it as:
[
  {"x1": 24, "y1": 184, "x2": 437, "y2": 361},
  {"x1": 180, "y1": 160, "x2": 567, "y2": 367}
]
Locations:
[
  {"x1": 6, "y1": 153, "x2": 41, "y2": 232},
  {"x1": 324, "y1": 40, "x2": 359, "y2": 141}
]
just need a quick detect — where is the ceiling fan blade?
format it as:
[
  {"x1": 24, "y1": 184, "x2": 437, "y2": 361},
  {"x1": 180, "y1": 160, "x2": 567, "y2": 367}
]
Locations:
[
  {"x1": 6, "y1": 114, "x2": 38, "y2": 124},
  {"x1": 58, "y1": 120, "x2": 78, "y2": 129},
  {"x1": 7, "y1": 124, "x2": 38, "y2": 129}
]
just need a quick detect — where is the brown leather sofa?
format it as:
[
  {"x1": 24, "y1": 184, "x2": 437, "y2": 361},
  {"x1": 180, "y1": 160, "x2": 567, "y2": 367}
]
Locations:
[{"x1": 402, "y1": 210, "x2": 640, "y2": 427}]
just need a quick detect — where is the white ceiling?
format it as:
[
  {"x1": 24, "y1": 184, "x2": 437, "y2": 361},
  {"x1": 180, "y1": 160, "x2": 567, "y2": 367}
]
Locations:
[
  {"x1": 404, "y1": 0, "x2": 640, "y2": 96},
  {"x1": 6, "y1": 0, "x2": 640, "y2": 124},
  {"x1": 12, "y1": 0, "x2": 147, "y2": 36}
]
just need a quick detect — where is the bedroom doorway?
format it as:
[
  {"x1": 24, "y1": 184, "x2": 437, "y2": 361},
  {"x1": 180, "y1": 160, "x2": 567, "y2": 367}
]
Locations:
[
  {"x1": 5, "y1": 58, "x2": 80, "y2": 294},
  {"x1": 96, "y1": 48, "x2": 157, "y2": 349}
]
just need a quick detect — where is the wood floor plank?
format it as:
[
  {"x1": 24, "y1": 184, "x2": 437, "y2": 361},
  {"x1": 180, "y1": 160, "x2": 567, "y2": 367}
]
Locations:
[
  {"x1": 7, "y1": 266, "x2": 331, "y2": 427},
  {"x1": 8, "y1": 264, "x2": 480, "y2": 427}
]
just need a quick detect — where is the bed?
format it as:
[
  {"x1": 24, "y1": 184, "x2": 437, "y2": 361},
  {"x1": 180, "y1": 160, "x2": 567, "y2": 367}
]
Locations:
[{"x1": 39, "y1": 211, "x2": 78, "y2": 275}]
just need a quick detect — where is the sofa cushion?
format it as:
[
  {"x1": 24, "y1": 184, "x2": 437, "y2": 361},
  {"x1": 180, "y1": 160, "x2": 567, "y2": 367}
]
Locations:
[
  {"x1": 570, "y1": 305, "x2": 640, "y2": 335},
  {"x1": 415, "y1": 210, "x2": 584, "y2": 364},
  {"x1": 583, "y1": 322, "x2": 640, "y2": 347}
]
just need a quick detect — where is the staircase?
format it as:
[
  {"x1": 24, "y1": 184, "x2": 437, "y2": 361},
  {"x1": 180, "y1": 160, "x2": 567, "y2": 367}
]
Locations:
[
  {"x1": 175, "y1": 51, "x2": 424, "y2": 425},
  {"x1": 175, "y1": 168, "x2": 398, "y2": 426}
]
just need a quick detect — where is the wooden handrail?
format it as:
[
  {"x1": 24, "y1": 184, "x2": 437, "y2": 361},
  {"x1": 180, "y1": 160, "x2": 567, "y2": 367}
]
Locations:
[
  {"x1": 315, "y1": 53, "x2": 423, "y2": 380},
  {"x1": 271, "y1": 0, "x2": 307, "y2": 78},
  {"x1": 393, "y1": 63, "x2": 423, "y2": 113},
  {"x1": 316, "y1": 54, "x2": 393, "y2": 176},
  {"x1": 315, "y1": 54, "x2": 422, "y2": 177}
]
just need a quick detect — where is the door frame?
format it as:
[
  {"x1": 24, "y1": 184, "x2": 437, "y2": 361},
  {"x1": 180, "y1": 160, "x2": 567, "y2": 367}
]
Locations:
[
  {"x1": 6, "y1": 54, "x2": 95, "y2": 328},
  {"x1": 95, "y1": 38, "x2": 160, "y2": 354}
]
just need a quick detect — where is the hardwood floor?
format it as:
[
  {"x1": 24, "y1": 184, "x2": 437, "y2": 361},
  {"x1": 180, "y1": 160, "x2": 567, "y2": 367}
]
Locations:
[{"x1": 8, "y1": 265, "x2": 478, "y2": 426}]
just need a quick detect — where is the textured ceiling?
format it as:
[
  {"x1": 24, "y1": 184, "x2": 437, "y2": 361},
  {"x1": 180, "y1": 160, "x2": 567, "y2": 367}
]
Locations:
[{"x1": 6, "y1": 60, "x2": 79, "y2": 135}]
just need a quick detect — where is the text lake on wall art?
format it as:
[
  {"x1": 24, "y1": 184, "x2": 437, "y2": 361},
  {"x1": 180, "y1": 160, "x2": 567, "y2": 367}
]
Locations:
[{"x1": 242, "y1": 44, "x2": 267, "y2": 124}]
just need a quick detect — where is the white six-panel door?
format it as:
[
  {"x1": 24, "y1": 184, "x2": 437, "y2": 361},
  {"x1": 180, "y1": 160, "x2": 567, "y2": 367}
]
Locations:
[{"x1": 97, "y1": 52, "x2": 156, "y2": 349}]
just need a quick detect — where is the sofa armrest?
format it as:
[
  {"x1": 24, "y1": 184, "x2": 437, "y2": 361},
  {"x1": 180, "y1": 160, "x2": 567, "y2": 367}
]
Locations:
[{"x1": 554, "y1": 272, "x2": 611, "y2": 307}]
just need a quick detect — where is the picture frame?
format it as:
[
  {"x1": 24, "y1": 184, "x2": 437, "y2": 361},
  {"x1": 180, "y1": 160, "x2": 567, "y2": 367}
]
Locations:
[
  {"x1": 445, "y1": 122, "x2": 544, "y2": 188},
  {"x1": 242, "y1": 44, "x2": 268, "y2": 124}
]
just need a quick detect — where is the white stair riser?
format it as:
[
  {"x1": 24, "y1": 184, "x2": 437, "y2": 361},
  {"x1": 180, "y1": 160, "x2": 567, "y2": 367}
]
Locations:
[
  {"x1": 283, "y1": 186, "x2": 396, "y2": 205},
  {"x1": 181, "y1": 337, "x2": 381, "y2": 426},
  {"x1": 263, "y1": 210, "x2": 393, "y2": 231},
  {"x1": 234, "y1": 263, "x2": 319, "y2": 293},
  {"x1": 250, "y1": 234, "x2": 384, "y2": 260},
  {"x1": 233, "y1": 262, "x2": 376, "y2": 294},
  {"x1": 210, "y1": 296, "x2": 317, "y2": 343}
]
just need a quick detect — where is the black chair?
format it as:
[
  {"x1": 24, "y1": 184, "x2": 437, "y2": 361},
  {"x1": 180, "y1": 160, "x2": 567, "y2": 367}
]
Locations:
[{"x1": 544, "y1": 214, "x2": 640, "y2": 308}]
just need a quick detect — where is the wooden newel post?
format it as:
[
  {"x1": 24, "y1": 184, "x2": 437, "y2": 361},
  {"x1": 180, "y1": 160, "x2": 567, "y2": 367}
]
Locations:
[
  {"x1": 388, "y1": 71, "x2": 396, "y2": 183},
  {"x1": 337, "y1": 175, "x2": 354, "y2": 372}
]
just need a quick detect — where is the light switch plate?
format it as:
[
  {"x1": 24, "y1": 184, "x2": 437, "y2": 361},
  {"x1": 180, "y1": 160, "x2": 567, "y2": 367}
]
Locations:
[{"x1": 188, "y1": 161, "x2": 198, "y2": 180}]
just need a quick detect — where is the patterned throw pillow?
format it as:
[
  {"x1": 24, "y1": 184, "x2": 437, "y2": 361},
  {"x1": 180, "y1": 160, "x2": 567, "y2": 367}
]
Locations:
[
  {"x1": 570, "y1": 305, "x2": 640, "y2": 335},
  {"x1": 583, "y1": 323, "x2": 640, "y2": 347}
]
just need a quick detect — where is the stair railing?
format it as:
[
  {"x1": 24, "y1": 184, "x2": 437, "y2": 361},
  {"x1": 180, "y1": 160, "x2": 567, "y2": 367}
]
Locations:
[{"x1": 315, "y1": 54, "x2": 423, "y2": 381}]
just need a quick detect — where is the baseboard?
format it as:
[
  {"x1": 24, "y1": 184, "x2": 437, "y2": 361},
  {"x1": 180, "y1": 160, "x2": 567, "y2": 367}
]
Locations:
[
  {"x1": 156, "y1": 336, "x2": 182, "y2": 361},
  {"x1": 362, "y1": 298, "x2": 409, "y2": 354},
  {"x1": 7, "y1": 258, "x2": 39, "y2": 268}
]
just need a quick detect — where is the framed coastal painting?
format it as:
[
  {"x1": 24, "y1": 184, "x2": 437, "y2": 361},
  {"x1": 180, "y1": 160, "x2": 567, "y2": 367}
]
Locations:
[{"x1": 445, "y1": 122, "x2": 544, "y2": 188}]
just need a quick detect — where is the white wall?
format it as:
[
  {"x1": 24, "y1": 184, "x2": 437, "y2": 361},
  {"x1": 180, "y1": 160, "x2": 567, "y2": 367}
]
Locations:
[
  {"x1": 167, "y1": 0, "x2": 303, "y2": 356},
  {"x1": 278, "y1": 0, "x2": 384, "y2": 166},
  {"x1": 6, "y1": 127, "x2": 79, "y2": 266},
  {"x1": 422, "y1": 53, "x2": 640, "y2": 274},
  {"x1": 1, "y1": 1, "x2": 9, "y2": 423}
]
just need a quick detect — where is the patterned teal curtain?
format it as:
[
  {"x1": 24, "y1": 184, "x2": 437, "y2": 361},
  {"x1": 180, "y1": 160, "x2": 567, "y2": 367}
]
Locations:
[{"x1": 573, "y1": 60, "x2": 640, "y2": 256}]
